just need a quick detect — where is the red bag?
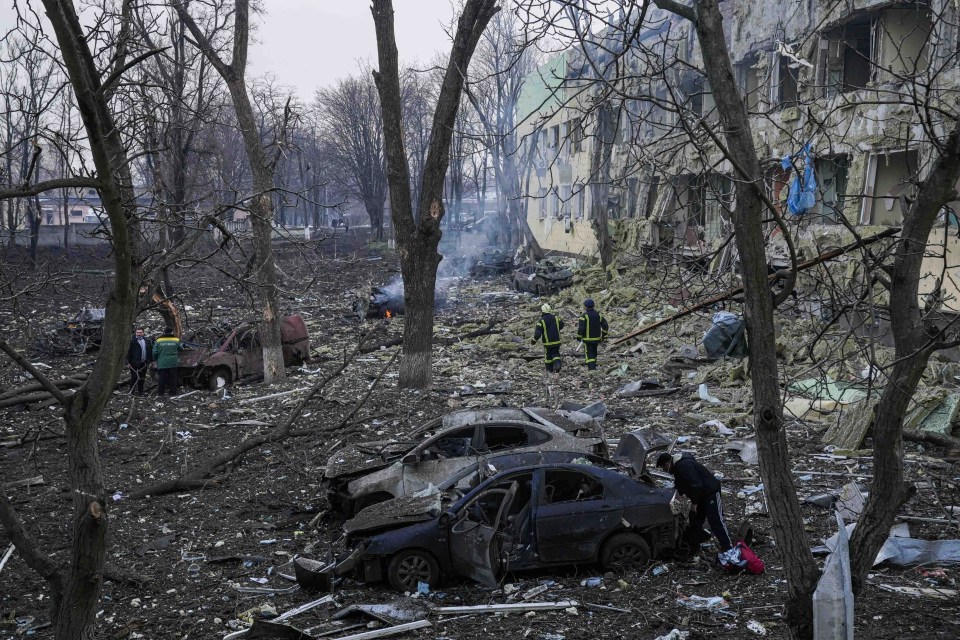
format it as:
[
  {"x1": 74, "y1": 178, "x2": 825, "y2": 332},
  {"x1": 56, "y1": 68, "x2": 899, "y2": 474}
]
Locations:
[{"x1": 735, "y1": 540, "x2": 765, "y2": 574}]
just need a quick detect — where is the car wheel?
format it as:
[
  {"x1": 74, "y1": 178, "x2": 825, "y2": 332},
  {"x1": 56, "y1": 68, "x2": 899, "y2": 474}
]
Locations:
[
  {"x1": 387, "y1": 549, "x2": 441, "y2": 593},
  {"x1": 208, "y1": 367, "x2": 232, "y2": 391},
  {"x1": 354, "y1": 492, "x2": 393, "y2": 514},
  {"x1": 600, "y1": 532, "x2": 651, "y2": 572}
]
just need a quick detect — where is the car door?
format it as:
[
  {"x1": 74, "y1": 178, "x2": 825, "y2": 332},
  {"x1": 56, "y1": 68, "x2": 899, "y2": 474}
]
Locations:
[
  {"x1": 448, "y1": 480, "x2": 519, "y2": 587},
  {"x1": 534, "y1": 468, "x2": 624, "y2": 563},
  {"x1": 237, "y1": 328, "x2": 264, "y2": 379},
  {"x1": 399, "y1": 426, "x2": 479, "y2": 495}
]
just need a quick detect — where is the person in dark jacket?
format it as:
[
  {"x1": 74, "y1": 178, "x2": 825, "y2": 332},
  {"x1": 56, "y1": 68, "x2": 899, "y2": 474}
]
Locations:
[
  {"x1": 126, "y1": 327, "x2": 153, "y2": 396},
  {"x1": 657, "y1": 452, "x2": 732, "y2": 552},
  {"x1": 152, "y1": 329, "x2": 183, "y2": 397},
  {"x1": 532, "y1": 303, "x2": 564, "y2": 373},
  {"x1": 576, "y1": 298, "x2": 608, "y2": 370}
]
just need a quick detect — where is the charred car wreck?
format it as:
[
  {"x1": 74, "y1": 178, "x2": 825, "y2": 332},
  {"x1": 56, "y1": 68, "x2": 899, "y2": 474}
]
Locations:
[
  {"x1": 512, "y1": 260, "x2": 574, "y2": 295},
  {"x1": 471, "y1": 248, "x2": 514, "y2": 276},
  {"x1": 325, "y1": 407, "x2": 606, "y2": 516},
  {"x1": 177, "y1": 314, "x2": 310, "y2": 389},
  {"x1": 354, "y1": 283, "x2": 448, "y2": 320},
  {"x1": 343, "y1": 456, "x2": 679, "y2": 592}
]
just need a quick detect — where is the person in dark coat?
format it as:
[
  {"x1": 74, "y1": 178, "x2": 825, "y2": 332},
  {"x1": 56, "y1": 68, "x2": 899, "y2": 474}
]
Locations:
[
  {"x1": 576, "y1": 298, "x2": 608, "y2": 370},
  {"x1": 532, "y1": 303, "x2": 564, "y2": 373},
  {"x1": 152, "y1": 329, "x2": 183, "y2": 397},
  {"x1": 127, "y1": 327, "x2": 153, "y2": 396},
  {"x1": 657, "y1": 452, "x2": 732, "y2": 552}
]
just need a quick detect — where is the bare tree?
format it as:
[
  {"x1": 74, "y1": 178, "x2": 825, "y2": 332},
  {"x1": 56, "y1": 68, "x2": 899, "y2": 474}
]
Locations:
[
  {"x1": 372, "y1": 0, "x2": 500, "y2": 388},
  {"x1": 464, "y1": 9, "x2": 543, "y2": 257},
  {"x1": 174, "y1": 0, "x2": 288, "y2": 383},
  {"x1": 0, "y1": 1, "x2": 147, "y2": 636},
  {"x1": 314, "y1": 72, "x2": 388, "y2": 239}
]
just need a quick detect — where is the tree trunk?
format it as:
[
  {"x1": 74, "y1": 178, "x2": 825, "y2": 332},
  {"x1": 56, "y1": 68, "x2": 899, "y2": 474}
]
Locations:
[
  {"x1": 589, "y1": 103, "x2": 615, "y2": 270},
  {"x1": 849, "y1": 126, "x2": 960, "y2": 592},
  {"x1": 653, "y1": 1, "x2": 821, "y2": 635},
  {"x1": 175, "y1": 0, "x2": 287, "y2": 384},
  {"x1": 372, "y1": 0, "x2": 499, "y2": 389},
  {"x1": 32, "y1": 3, "x2": 143, "y2": 638}
]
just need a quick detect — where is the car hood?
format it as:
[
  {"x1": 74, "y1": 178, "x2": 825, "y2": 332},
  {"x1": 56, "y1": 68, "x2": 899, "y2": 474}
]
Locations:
[
  {"x1": 325, "y1": 440, "x2": 412, "y2": 479},
  {"x1": 344, "y1": 493, "x2": 443, "y2": 536},
  {"x1": 539, "y1": 269, "x2": 573, "y2": 280}
]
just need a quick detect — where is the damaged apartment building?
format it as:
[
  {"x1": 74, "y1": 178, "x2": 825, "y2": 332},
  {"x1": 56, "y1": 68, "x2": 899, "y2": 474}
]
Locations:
[{"x1": 518, "y1": 0, "x2": 960, "y2": 308}]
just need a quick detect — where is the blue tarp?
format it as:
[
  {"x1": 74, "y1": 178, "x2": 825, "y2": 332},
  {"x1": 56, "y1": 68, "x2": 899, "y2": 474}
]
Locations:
[{"x1": 782, "y1": 143, "x2": 817, "y2": 215}]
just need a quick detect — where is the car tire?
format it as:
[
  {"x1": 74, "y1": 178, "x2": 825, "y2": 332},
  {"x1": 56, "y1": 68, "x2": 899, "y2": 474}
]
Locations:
[
  {"x1": 354, "y1": 492, "x2": 393, "y2": 514},
  {"x1": 600, "y1": 532, "x2": 651, "y2": 572},
  {"x1": 387, "y1": 549, "x2": 441, "y2": 593},
  {"x1": 208, "y1": 367, "x2": 232, "y2": 391}
]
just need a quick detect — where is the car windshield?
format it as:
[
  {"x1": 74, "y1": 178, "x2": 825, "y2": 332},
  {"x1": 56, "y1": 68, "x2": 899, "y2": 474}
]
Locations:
[{"x1": 420, "y1": 426, "x2": 474, "y2": 460}]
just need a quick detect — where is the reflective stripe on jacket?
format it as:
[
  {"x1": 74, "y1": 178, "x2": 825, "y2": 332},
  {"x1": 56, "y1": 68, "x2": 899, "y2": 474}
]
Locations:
[
  {"x1": 152, "y1": 335, "x2": 183, "y2": 369},
  {"x1": 577, "y1": 309, "x2": 608, "y2": 342},
  {"x1": 534, "y1": 313, "x2": 564, "y2": 346}
]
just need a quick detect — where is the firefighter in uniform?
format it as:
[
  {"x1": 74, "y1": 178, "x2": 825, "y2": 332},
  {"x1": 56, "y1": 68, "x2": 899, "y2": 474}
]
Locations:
[
  {"x1": 532, "y1": 303, "x2": 564, "y2": 373},
  {"x1": 576, "y1": 298, "x2": 608, "y2": 370}
]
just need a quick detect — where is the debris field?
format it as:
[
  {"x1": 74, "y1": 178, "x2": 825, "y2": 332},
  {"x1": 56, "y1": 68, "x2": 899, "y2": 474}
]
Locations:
[{"x1": 1, "y1": 238, "x2": 959, "y2": 639}]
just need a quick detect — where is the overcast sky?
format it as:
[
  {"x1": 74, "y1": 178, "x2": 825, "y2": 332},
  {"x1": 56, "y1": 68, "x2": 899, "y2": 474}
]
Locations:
[
  {"x1": 1, "y1": 1, "x2": 455, "y2": 98},
  {"x1": 249, "y1": 1, "x2": 454, "y2": 98}
]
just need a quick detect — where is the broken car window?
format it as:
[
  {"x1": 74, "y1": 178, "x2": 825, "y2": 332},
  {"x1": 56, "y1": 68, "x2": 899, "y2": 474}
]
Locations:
[
  {"x1": 542, "y1": 470, "x2": 604, "y2": 503},
  {"x1": 421, "y1": 427, "x2": 475, "y2": 460},
  {"x1": 478, "y1": 425, "x2": 529, "y2": 452}
]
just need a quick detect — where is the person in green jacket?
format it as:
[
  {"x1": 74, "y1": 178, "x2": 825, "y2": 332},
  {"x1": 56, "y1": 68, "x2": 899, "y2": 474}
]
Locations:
[{"x1": 153, "y1": 329, "x2": 183, "y2": 396}]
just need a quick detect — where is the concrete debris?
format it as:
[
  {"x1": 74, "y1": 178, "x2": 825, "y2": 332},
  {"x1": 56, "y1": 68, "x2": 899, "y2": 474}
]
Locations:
[{"x1": 654, "y1": 631, "x2": 689, "y2": 640}]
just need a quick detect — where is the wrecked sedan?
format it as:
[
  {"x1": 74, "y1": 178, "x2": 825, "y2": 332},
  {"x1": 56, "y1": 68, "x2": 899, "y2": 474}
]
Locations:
[
  {"x1": 471, "y1": 248, "x2": 514, "y2": 276},
  {"x1": 512, "y1": 260, "x2": 574, "y2": 295},
  {"x1": 325, "y1": 407, "x2": 605, "y2": 515},
  {"x1": 346, "y1": 462, "x2": 678, "y2": 592}
]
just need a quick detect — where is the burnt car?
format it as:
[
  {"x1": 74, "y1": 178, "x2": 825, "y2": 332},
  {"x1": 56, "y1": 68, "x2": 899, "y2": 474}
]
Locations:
[
  {"x1": 60, "y1": 307, "x2": 106, "y2": 350},
  {"x1": 325, "y1": 407, "x2": 605, "y2": 515},
  {"x1": 512, "y1": 260, "x2": 574, "y2": 295},
  {"x1": 177, "y1": 314, "x2": 310, "y2": 389},
  {"x1": 471, "y1": 248, "x2": 514, "y2": 276},
  {"x1": 347, "y1": 462, "x2": 679, "y2": 592},
  {"x1": 354, "y1": 284, "x2": 448, "y2": 320}
]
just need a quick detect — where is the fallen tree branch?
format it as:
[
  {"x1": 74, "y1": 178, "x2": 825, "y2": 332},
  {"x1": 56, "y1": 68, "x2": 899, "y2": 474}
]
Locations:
[
  {"x1": 613, "y1": 227, "x2": 901, "y2": 345},
  {"x1": 0, "y1": 339, "x2": 70, "y2": 405},
  {"x1": 333, "y1": 349, "x2": 399, "y2": 431},
  {"x1": 0, "y1": 494, "x2": 62, "y2": 593},
  {"x1": 129, "y1": 333, "x2": 370, "y2": 499},
  {"x1": 903, "y1": 429, "x2": 960, "y2": 451},
  {"x1": 0, "y1": 374, "x2": 88, "y2": 401}
]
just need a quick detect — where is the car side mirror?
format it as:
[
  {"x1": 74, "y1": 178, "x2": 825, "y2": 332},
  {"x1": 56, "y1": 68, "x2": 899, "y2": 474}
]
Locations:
[
  {"x1": 401, "y1": 453, "x2": 419, "y2": 465},
  {"x1": 438, "y1": 511, "x2": 453, "y2": 527}
]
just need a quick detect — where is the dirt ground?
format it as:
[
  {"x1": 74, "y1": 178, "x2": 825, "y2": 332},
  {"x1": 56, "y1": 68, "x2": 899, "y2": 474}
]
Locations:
[{"x1": 1, "y1": 237, "x2": 958, "y2": 639}]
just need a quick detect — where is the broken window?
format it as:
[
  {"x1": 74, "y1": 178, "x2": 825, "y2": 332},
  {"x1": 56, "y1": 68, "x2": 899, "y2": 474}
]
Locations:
[
  {"x1": 644, "y1": 176, "x2": 661, "y2": 219},
  {"x1": 422, "y1": 426, "x2": 476, "y2": 459},
  {"x1": 878, "y1": 6, "x2": 933, "y2": 77},
  {"x1": 542, "y1": 470, "x2": 604, "y2": 503},
  {"x1": 860, "y1": 149, "x2": 919, "y2": 226},
  {"x1": 626, "y1": 177, "x2": 640, "y2": 218},
  {"x1": 818, "y1": 4, "x2": 931, "y2": 95},
  {"x1": 576, "y1": 188, "x2": 586, "y2": 221},
  {"x1": 815, "y1": 155, "x2": 850, "y2": 223},
  {"x1": 775, "y1": 53, "x2": 799, "y2": 108},
  {"x1": 537, "y1": 187, "x2": 548, "y2": 220},
  {"x1": 549, "y1": 125, "x2": 560, "y2": 149},
  {"x1": 570, "y1": 117, "x2": 584, "y2": 153},
  {"x1": 737, "y1": 53, "x2": 763, "y2": 112},
  {"x1": 559, "y1": 184, "x2": 571, "y2": 218},
  {"x1": 478, "y1": 425, "x2": 530, "y2": 453},
  {"x1": 681, "y1": 173, "x2": 733, "y2": 242}
]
